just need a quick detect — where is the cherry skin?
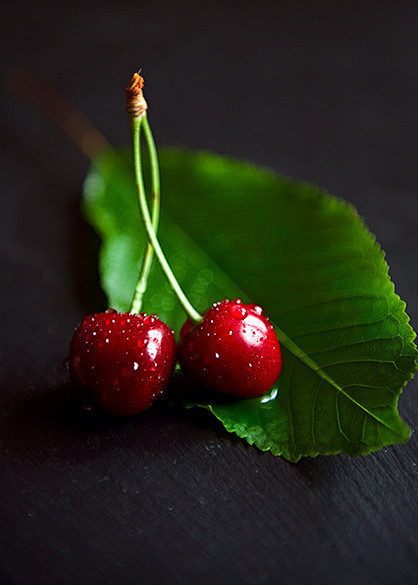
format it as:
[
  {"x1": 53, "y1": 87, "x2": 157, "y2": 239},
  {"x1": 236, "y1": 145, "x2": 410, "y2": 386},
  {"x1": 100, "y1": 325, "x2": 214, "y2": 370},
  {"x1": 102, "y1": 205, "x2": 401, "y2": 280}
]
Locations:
[
  {"x1": 68, "y1": 309, "x2": 177, "y2": 416},
  {"x1": 178, "y1": 299, "x2": 282, "y2": 399}
]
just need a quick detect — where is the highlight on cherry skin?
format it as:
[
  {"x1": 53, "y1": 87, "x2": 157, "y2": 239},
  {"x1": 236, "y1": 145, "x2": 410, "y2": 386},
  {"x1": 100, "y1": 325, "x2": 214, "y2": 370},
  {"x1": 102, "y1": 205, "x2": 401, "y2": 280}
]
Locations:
[
  {"x1": 178, "y1": 299, "x2": 282, "y2": 399},
  {"x1": 68, "y1": 309, "x2": 177, "y2": 416}
]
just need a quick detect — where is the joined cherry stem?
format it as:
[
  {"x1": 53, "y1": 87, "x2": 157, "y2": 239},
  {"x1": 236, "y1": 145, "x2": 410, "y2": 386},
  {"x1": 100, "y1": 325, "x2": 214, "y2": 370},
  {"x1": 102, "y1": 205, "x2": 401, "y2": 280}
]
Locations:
[
  {"x1": 130, "y1": 115, "x2": 160, "y2": 314},
  {"x1": 129, "y1": 113, "x2": 203, "y2": 324}
]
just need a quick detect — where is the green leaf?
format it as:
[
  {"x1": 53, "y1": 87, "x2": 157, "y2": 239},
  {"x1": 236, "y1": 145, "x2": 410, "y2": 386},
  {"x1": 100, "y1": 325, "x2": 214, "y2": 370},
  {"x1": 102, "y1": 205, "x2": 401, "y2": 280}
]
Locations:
[{"x1": 82, "y1": 146, "x2": 417, "y2": 461}]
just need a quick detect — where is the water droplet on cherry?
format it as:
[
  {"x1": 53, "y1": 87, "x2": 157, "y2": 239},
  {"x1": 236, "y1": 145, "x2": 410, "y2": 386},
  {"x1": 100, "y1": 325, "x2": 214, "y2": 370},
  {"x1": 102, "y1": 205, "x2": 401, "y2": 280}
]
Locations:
[{"x1": 229, "y1": 303, "x2": 248, "y2": 320}]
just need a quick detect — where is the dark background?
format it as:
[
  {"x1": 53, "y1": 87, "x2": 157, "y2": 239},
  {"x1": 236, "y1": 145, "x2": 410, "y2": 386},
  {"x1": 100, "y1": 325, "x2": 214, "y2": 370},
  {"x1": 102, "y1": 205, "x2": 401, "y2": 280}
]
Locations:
[{"x1": 1, "y1": 1, "x2": 417, "y2": 584}]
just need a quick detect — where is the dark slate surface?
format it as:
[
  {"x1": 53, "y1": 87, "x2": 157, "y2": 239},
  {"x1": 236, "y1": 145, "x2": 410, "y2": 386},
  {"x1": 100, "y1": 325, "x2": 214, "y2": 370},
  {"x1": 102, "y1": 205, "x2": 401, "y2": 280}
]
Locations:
[{"x1": 0, "y1": 1, "x2": 417, "y2": 584}]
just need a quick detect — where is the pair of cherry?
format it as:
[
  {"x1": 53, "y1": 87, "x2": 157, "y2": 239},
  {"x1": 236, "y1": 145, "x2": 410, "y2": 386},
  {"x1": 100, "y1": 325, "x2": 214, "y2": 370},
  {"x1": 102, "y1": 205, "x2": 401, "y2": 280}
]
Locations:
[
  {"x1": 68, "y1": 298, "x2": 282, "y2": 416},
  {"x1": 68, "y1": 74, "x2": 282, "y2": 415}
]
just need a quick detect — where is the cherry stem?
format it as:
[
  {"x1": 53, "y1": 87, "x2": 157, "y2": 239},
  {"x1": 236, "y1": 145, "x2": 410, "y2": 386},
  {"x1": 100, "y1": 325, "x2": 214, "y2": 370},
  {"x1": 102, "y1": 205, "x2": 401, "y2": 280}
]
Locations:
[
  {"x1": 129, "y1": 114, "x2": 203, "y2": 324},
  {"x1": 130, "y1": 116, "x2": 160, "y2": 314}
]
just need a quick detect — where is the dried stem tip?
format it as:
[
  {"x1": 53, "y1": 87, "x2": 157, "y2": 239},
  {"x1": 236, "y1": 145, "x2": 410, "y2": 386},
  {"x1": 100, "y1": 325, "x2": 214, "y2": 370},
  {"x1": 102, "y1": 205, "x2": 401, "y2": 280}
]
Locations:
[{"x1": 126, "y1": 73, "x2": 148, "y2": 119}]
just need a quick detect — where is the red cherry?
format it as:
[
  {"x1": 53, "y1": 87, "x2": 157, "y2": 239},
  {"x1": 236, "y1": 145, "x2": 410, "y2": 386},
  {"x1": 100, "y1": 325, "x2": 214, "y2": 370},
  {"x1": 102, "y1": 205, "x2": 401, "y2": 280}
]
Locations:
[
  {"x1": 68, "y1": 309, "x2": 176, "y2": 416},
  {"x1": 178, "y1": 299, "x2": 282, "y2": 398}
]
